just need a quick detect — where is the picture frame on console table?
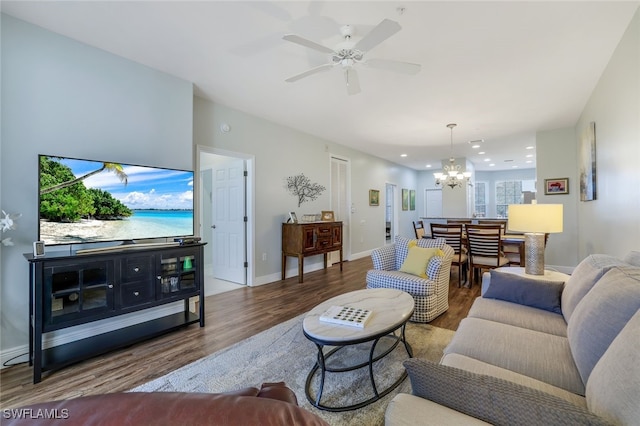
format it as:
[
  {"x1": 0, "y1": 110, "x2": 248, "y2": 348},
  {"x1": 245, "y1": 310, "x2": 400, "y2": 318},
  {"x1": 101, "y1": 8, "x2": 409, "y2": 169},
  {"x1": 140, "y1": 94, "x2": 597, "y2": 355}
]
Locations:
[
  {"x1": 321, "y1": 211, "x2": 335, "y2": 221},
  {"x1": 544, "y1": 178, "x2": 569, "y2": 195}
]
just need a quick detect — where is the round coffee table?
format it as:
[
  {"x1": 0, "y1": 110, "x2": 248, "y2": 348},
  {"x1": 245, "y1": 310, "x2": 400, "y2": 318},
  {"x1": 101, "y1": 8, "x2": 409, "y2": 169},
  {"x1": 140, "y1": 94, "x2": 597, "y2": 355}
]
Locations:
[{"x1": 302, "y1": 288, "x2": 414, "y2": 412}]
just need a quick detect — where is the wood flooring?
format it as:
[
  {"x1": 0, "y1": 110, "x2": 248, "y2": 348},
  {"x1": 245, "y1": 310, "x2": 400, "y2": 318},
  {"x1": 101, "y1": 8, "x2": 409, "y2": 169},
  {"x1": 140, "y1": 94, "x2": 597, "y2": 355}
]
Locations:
[{"x1": 0, "y1": 256, "x2": 480, "y2": 409}]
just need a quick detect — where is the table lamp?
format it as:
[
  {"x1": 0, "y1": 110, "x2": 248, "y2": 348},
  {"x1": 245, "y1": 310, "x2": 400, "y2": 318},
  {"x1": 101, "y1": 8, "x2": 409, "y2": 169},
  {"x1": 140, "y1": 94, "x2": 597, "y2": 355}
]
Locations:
[{"x1": 507, "y1": 204, "x2": 563, "y2": 275}]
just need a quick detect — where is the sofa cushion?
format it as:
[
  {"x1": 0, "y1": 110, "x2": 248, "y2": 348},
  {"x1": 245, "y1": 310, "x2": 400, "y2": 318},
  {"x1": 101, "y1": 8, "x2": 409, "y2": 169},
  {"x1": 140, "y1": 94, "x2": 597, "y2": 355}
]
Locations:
[
  {"x1": 467, "y1": 297, "x2": 567, "y2": 336},
  {"x1": 441, "y1": 353, "x2": 588, "y2": 408},
  {"x1": 399, "y1": 245, "x2": 443, "y2": 278},
  {"x1": 622, "y1": 250, "x2": 640, "y2": 266},
  {"x1": 403, "y1": 359, "x2": 609, "y2": 426},
  {"x1": 366, "y1": 270, "x2": 436, "y2": 297},
  {"x1": 444, "y1": 317, "x2": 584, "y2": 394},
  {"x1": 484, "y1": 270, "x2": 563, "y2": 313},
  {"x1": 561, "y1": 254, "x2": 630, "y2": 322},
  {"x1": 386, "y1": 393, "x2": 492, "y2": 426},
  {"x1": 586, "y1": 309, "x2": 640, "y2": 425},
  {"x1": 567, "y1": 266, "x2": 640, "y2": 384}
]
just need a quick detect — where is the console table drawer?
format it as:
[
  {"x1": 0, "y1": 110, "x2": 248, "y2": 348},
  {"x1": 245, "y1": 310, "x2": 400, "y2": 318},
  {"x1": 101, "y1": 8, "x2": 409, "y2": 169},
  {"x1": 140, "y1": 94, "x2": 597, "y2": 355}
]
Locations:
[
  {"x1": 121, "y1": 282, "x2": 155, "y2": 307},
  {"x1": 121, "y1": 256, "x2": 153, "y2": 283}
]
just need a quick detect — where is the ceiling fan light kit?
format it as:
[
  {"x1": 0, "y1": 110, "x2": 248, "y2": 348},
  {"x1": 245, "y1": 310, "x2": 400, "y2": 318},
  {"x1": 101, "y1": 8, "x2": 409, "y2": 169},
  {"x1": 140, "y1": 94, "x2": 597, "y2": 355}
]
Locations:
[{"x1": 283, "y1": 18, "x2": 421, "y2": 95}]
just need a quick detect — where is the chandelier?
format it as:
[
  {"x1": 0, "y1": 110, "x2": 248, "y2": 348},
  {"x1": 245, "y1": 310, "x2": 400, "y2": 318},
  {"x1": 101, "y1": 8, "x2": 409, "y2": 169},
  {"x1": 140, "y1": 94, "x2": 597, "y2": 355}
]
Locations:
[{"x1": 433, "y1": 123, "x2": 471, "y2": 189}]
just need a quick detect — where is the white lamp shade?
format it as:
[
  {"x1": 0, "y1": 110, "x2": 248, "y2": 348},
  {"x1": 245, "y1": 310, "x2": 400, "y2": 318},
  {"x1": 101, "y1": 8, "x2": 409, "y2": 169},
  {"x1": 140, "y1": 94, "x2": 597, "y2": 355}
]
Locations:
[{"x1": 508, "y1": 204, "x2": 563, "y2": 233}]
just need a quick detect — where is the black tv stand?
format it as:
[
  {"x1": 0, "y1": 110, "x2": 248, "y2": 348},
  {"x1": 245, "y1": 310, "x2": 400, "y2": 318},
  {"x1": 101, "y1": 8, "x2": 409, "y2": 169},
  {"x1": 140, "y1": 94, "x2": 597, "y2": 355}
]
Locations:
[{"x1": 25, "y1": 243, "x2": 205, "y2": 383}]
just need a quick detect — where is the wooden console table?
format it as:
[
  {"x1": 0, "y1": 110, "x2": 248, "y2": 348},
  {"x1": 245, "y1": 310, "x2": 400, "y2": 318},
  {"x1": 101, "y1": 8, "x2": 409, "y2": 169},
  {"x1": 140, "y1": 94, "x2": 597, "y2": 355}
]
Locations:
[{"x1": 282, "y1": 221, "x2": 343, "y2": 283}]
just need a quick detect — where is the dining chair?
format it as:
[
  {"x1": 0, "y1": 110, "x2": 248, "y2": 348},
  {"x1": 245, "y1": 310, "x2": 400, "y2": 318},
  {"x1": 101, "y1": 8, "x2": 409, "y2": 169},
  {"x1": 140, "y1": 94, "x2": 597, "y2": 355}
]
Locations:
[
  {"x1": 413, "y1": 220, "x2": 426, "y2": 239},
  {"x1": 478, "y1": 219, "x2": 507, "y2": 234},
  {"x1": 464, "y1": 224, "x2": 510, "y2": 284},
  {"x1": 430, "y1": 223, "x2": 467, "y2": 287}
]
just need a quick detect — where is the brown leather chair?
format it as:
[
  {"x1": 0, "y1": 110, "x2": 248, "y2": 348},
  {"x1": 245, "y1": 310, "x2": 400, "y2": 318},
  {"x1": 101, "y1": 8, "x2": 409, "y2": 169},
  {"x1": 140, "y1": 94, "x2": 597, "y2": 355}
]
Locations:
[
  {"x1": 413, "y1": 220, "x2": 426, "y2": 239},
  {"x1": 430, "y1": 223, "x2": 467, "y2": 287},
  {"x1": 465, "y1": 224, "x2": 510, "y2": 284},
  {"x1": 3, "y1": 383, "x2": 329, "y2": 426}
]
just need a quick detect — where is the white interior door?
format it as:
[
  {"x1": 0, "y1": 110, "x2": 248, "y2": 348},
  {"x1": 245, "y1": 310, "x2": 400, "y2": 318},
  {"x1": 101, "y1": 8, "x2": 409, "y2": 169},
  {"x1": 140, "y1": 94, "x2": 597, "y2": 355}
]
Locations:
[
  {"x1": 425, "y1": 189, "x2": 443, "y2": 218},
  {"x1": 212, "y1": 156, "x2": 246, "y2": 284},
  {"x1": 330, "y1": 156, "x2": 350, "y2": 262}
]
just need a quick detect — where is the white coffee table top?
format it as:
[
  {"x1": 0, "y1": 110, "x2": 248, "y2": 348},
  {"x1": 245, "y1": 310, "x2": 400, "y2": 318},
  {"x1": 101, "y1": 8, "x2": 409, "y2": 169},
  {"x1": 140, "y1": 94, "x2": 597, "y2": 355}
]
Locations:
[{"x1": 303, "y1": 288, "x2": 414, "y2": 344}]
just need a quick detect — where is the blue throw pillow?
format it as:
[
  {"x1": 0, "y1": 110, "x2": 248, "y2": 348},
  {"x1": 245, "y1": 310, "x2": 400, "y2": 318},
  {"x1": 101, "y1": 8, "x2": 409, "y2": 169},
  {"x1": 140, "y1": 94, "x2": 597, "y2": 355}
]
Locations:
[{"x1": 484, "y1": 270, "x2": 564, "y2": 313}]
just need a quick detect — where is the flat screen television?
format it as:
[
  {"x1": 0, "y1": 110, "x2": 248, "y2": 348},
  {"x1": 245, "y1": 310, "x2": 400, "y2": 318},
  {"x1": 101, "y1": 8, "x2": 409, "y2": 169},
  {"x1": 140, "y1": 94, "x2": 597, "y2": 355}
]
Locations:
[{"x1": 38, "y1": 155, "x2": 194, "y2": 246}]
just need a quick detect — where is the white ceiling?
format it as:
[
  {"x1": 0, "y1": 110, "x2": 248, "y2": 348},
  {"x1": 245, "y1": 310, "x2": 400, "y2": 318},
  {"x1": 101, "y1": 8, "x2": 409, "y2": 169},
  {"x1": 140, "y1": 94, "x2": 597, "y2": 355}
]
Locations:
[{"x1": 2, "y1": 1, "x2": 638, "y2": 171}]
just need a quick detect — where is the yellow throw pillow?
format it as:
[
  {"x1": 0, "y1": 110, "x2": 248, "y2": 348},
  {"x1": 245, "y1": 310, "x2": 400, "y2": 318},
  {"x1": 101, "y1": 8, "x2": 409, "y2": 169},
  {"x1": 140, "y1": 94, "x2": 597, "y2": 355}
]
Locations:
[{"x1": 399, "y1": 246, "x2": 444, "y2": 278}]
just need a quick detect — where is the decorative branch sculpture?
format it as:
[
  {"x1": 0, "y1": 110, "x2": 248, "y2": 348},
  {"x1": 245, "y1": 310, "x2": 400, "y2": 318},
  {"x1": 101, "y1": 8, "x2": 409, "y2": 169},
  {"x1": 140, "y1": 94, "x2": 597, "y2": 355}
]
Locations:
[{"x1": 285, "y1": 174, "x2": 326, "y2": 207}]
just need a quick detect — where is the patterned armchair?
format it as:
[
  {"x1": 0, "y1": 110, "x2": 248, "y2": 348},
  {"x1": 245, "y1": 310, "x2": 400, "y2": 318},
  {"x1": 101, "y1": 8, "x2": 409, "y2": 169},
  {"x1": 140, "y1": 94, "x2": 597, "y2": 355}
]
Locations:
[{"x1": 366, "y1": 236, "x2": 454, "y2": 323}]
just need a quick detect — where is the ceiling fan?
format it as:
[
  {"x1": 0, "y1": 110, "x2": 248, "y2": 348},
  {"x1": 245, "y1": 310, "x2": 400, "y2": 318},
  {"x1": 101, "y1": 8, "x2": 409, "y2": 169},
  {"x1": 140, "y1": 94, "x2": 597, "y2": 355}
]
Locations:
[{"x1": 282, "y1": 18, "x2": 421, "y2": 95}]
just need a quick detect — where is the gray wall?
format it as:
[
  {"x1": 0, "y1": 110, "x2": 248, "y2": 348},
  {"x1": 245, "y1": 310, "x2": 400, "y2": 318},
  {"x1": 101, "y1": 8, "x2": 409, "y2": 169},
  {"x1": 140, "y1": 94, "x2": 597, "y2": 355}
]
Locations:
[
  {"x1": 574, "y1": 7, "x2": 640, "y2": 259},
  {"x1": 0, "y1": 15, "x2": 193, "y2": 362}
]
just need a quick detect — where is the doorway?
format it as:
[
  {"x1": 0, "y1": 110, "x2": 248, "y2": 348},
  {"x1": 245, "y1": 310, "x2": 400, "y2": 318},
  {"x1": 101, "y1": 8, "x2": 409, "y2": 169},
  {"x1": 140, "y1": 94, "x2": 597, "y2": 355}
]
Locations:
[
  {"x1": 385, "y1": 183, "x2": 397, "y2": 243},
  {"x1": 330, "y1": 155, "x2": 351, "y2": 262},
  {"x1": 197, "y1": 147, "x2": 254, "y2": 291}
]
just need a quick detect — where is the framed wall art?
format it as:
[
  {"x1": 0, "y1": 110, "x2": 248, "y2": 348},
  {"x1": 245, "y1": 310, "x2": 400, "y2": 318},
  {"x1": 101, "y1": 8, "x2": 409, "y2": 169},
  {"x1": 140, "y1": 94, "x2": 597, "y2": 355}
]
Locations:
[
  {"x1": 579, "y1": 122, "x2": 597, "y2": 201},
  {"x1": 402, "y1": 189, "x2": 409, "y2": 211},
  {"x1": 409, "y1": 190, "x2": 416, "y2": 211},
  {"x1": 369, "y1": 189, "x2": 380, "y2": 206},
  {"x1": 544, "y1": 178, "x2": 569, "y2": 195}
]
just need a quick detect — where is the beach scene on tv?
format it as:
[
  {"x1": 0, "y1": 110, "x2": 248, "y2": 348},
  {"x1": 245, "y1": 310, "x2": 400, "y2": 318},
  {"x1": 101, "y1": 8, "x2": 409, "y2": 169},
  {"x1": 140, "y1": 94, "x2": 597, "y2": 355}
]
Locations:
[{"x1": 39, "y1": 156, "x2": 194, "y2": 246}]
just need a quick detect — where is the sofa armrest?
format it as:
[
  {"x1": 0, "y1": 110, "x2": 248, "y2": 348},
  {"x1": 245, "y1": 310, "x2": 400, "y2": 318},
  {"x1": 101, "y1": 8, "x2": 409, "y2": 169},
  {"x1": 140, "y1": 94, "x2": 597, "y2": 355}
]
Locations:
[
  {"x1": 371, "y1": 244, "x2": 396, "y2": 270},
  {"x1": 403, "y1": 359, "x2": 610, "y2": 426}
]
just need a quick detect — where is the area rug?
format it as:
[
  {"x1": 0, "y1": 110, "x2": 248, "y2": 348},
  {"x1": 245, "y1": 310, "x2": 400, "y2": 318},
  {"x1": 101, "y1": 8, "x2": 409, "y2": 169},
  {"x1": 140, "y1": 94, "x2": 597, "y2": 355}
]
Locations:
[{"x1": 130, "y1": 313, "x2": 455, "y2": 426}]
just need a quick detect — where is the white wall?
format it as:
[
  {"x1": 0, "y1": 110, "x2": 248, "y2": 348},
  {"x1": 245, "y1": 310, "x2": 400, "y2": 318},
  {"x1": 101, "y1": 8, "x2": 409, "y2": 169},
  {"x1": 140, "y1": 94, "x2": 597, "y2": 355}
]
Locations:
[
  {"x1": 574, "y1": 7, "x2": 640, "y2": 260},
  {"x1": 535, "y1": 128, "x2": 579, "y2": 268},
  {"x1": 0, "y1": 15, "x2": 193, "y2": 361}
]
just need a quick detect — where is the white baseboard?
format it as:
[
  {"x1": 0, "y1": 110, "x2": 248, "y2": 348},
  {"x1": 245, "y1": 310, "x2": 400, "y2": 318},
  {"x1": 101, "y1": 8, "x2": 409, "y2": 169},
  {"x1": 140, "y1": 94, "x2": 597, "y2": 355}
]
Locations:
[{"x1": 1, "y1": 303, "x2": 184, "y2": 370}]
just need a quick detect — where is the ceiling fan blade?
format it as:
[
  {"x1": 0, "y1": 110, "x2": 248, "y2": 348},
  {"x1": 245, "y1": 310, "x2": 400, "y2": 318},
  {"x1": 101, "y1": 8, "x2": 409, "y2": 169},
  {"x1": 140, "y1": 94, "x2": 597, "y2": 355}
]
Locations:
[
  {"x1": 344, "y1": 68, "x2": 361, "y2": 96},
  {"x1": 353, "y1": 19, "x2": 401, "y2": 53},
  {"x1": 365, "y1": 58, "x2": 421, "y2": 75},
  {"x1": 282, "y1": 34, "x2": 335, "y2": 54},
  {"x1": 285, "y1": 64, "x2": 334, "y2": 83}
]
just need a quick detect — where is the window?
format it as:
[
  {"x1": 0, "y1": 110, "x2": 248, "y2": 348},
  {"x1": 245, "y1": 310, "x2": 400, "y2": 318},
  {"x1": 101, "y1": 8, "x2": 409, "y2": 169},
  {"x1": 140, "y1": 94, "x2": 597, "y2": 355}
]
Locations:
[
  {"x1": 495, "y1": 180, "x2": 523, "y2": 217},
  {"x1": 474, "y1": 182, "x2": 487, "y2": 217}
]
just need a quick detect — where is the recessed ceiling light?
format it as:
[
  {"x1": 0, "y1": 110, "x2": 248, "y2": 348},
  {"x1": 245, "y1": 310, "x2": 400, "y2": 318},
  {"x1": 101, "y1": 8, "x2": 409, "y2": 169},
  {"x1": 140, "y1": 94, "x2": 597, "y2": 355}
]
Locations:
[
  {"x1": 472, "y1": 144, "x2": 481, "y2": 149},
  {"x1": 400, "y1": 154, "x2": 407, "y2": 157},
  {"x1": 484, "y1": 158, "x2": 491, "y2": 162},
  {"x1": 526, "y1": 146, "x2": 534, "y2": 150},
  {"x1": 425, "y1": 164, "x2": 432, "y2": 168},
  {"x1": 478, "y1": 151, "x2": 485, "y2": 155},
  {"x1": 526, "y1": 160, "x2": 533, "y2": 164},
  {"x1": 526, "y1": 154, "x2": 533, "y2": 158},
  {"x1": 489, "y1": 163, "x2": 495, "y2": 167},
  {"x1": 512, "y1": 165, "x2": 519, "y2": 168}
]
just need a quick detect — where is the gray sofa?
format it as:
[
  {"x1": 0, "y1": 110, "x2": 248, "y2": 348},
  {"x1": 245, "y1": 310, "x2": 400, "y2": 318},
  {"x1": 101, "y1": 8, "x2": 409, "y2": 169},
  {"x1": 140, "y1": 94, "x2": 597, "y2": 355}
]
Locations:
[{"x1": 386, "y1": 252, "x2": 640, "y2": 425}]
